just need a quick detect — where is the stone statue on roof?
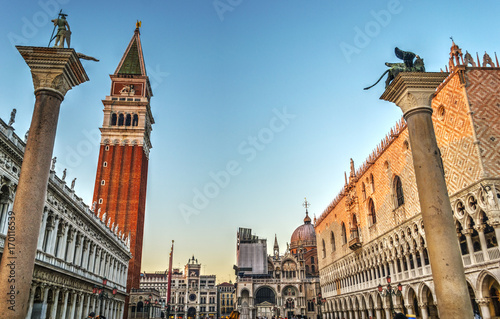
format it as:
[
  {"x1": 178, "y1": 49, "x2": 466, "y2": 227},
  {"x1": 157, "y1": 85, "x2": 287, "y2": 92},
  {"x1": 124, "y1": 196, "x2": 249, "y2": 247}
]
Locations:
[
  {"x1": 364, "y1": 47, "x2": 425, "y2": 90},
  {"x1": 8, "y1": 109, "x2": 16, "y2": 126}
]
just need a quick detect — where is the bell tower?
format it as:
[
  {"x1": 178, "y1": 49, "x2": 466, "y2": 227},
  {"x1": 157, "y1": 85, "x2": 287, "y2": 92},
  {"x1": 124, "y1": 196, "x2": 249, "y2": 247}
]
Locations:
[{"x1": 92, "y1": 23, "x2": 154, "y2": 296}]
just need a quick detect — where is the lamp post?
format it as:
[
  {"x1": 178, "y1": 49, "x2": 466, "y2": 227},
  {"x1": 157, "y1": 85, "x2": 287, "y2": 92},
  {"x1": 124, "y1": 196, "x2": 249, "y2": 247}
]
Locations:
[
  {"x1": 377, "y1": 276, "x2": 402, "y2": 317},
  {"x1": 92, "y1": 277, "x2": 118, "y2": 318},
  {"x1": 313, "y1": 293, "x2": 326, "y2": 319},
  {"x1": 144, "y1": 294, "x2": 153, "y2": 319}
]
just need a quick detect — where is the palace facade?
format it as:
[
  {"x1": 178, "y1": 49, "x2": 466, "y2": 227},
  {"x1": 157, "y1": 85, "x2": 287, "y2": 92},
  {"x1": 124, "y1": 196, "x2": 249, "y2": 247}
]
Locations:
[{"x1": 315, "y1": 43, "x2": 500, "y2": 319}]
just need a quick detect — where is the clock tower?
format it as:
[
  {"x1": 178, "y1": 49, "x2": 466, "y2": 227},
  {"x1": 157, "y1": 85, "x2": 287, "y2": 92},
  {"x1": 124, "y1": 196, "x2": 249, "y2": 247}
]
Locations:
[{"x1": 92, "y1": 23, "x2": 154, "y2": 300}]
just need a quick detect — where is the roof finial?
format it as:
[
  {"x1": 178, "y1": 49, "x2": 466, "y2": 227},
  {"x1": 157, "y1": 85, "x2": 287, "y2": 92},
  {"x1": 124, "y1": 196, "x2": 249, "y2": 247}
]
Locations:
[
  {"x1": 136, "y1": 20, "x2": 142, "y2": 29},
  {"x1": 303, "y1": 197, "x2": 310, "y2": 213}
]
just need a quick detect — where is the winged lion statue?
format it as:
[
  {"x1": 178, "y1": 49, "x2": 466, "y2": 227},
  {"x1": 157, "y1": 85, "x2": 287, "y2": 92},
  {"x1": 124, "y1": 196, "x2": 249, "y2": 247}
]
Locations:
[{"x1": 364, "y1": 47, "x2": 425, "y2": 90}]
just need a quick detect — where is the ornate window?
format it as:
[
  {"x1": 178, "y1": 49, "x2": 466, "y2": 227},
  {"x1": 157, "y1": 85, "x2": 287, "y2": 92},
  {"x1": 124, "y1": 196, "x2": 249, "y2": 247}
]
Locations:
[
  {"x1": 394, "y1": 175, "x2": 404, "y2": 207},
  {"x1": 125, "y1": 114, "x2": 132, "y2": 126},
  {"x1": 368, "y1": 198, "x2": 376, "y2": 225},
  {"x1": 110, "y1": 113, "x2": 117, "y2": 126}
]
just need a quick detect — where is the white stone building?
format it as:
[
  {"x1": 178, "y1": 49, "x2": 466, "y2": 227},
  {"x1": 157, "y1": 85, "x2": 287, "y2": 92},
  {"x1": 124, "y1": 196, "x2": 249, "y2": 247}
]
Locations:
[{"x1": 0, "y1": 116, "x2": 131, "y2": 318}]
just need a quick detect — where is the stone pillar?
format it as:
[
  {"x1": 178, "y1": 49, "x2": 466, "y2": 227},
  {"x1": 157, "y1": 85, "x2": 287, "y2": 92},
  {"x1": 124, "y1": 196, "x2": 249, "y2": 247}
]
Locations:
[
  {"x1": 411, "y1": 252, "x2": 418, "y2": 272},
  {"x1": 49, "y1": 288, "x2": 60, "y2": 319},
  {"x1": 77, "y1": 293, "x2": 84, "y2": 319},
  {"x1": 37, "y1": 211, "x2": 48, "y2": 249},
  {"x1": 476, "y1": 225, "x2": 489, "y2": 259},
  {"x1": 384, "y1": 306, "x2": 391, "y2": 319},
  {"x1": 59, "y1": 223, "x2": 69, "y2": 259},
  {"x1": 418, "y1": 303, "x2": 428, "y2": 319},
  {"x1": 25, "y1": 285, "x2": 37, "y2": 319},
  {"x1": 405, "y1": 254, "x2": 411, "y2": 271},
  {"x1": 494, "y1": 226, "x2": 500, "y2": 244},
  {"x1": 69, "y1": 291, "x2": 77, "y2": 319},
  {"x1": 477, "y1": 299, "x2": 491, "y2": 319},
  {"x1": 380, "y1": 72, "x2": 474, "y2": 318},
  {"x1": 48, "y1": 216, "x2": 60, "y2": 255},
  {"x1": 84, "y1": 294, "x2": 91, "y2": 317},
  {"x1": 374, "y1": 307, "x2": 381, "y2": 319},
  {"x1": 40, "y1": 285, "x2": 50, "y2": 318},
  {"x1": 0, "y1": 46, "x2": 89, "y2": 318},
  {"x1": 464, "y1": 230, "x2": 475, "y2": 258},
  {"x1": 60, "y1": 290, "x2": 70, "y2": 319},
  {"x1": 417, "y1": 249, "x2": 425, "y2": 268},
  {"x1": 88, "y1": 245, "x2": 96, "y2": 272}
]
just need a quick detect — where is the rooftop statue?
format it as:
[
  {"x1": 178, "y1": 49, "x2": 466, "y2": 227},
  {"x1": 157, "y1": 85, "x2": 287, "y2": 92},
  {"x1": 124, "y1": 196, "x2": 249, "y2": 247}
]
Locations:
[{"x1": 364, "y1": 47, "x2": 425, "y2": 90}]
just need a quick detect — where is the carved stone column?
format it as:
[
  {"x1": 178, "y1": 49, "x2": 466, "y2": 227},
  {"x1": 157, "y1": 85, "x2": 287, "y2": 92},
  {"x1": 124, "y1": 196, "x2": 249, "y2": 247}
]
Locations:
[
  {"x1": 418, "y1": 303, "x2": 428, "y2": 319},
  {"x1": 463, "y1": 229, "x2": 475, "y2": 260},
  {"x1": 477, "y1": 298, "x2": 491, "y2": 319},
  {"x1": 49, "y1": 288, "x2": 60, "y2": 319},
  {"x1": 475, "y1": 224, "x2": 489, "y2": 259},
  {"x1": 380, "y1": 72, "x2": 474, "y2": 318},
  {"x1": 0, "y1": 46, "x2": 88, "y2": 318},
  {"x1": 60, "y1": 289, "x2": 69, "y2": 319}
]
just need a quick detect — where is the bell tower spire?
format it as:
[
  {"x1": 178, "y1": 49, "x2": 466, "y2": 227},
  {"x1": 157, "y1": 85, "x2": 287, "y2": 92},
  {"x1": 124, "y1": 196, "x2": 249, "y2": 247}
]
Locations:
[{"x1": 92, "y1": 24, "x2": 154, "y2": 316}]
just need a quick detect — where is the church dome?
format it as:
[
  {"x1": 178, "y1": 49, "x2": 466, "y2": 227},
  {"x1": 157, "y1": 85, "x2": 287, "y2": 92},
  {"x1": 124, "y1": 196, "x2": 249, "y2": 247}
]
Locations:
[{"x1": 290, "y1": 211, "x2": 316, "y2": 250}]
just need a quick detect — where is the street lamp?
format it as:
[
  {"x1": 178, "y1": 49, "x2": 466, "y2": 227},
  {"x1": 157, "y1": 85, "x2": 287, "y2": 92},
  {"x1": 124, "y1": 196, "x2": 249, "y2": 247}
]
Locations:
[
  {"x1": 144, "y1": 293, "x2": 153, "y2": 319},
  {"x1": 92, "y1": 277, "x2": 118, "y2": 318},
  {"x1": 377, "y1": 276, "x2": 402, "y2": 317},
  {"x1": 313, "y1": 293, "x2": 326, "y2": 319}
]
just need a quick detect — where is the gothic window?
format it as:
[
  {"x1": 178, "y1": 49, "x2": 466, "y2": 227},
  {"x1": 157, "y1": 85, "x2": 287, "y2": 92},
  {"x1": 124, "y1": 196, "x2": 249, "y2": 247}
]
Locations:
[
  {"x1": 368, "y1": 198, "x2": 376, "y2": 225},
  {"x1": 330, "y1": 231, "x2": 336, "y2": 252},
  {"x1": 394, "y1": 175, "x2": 404, "y2": 207},
  {"x1": 370, "y1": 174, "x2": 375, "y2": 192},
  {"x1": 118, "y1": 114, "x2": 124, "y2": 126},
  {"x1": 133, "y1": 114, "x2": 139, "y2": 126},
  {"x1": 322, "y1": 239, "x2": 326, "y2": 258},
  {"x1": 341, "y1": 223, "x2": 347, "y2": 244},
  {"x1": 125, "y1": 114, "x2": 132, "y2": 126},
  {"x1": 362, "y1": 183, "x2": 366, "y2": 200},
  {"x1": 310, "y1": 256, "x2": 314, "y2": 264},
  {"x1": 110, "y1": 113, "x2": 117, "y2": 125}
]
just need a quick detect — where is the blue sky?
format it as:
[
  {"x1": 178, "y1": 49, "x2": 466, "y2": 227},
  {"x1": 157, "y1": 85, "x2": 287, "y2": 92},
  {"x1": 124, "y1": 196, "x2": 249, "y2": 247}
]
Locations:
[{"x1": 2, "y1": 0, "x2": 500, "y2": 282}]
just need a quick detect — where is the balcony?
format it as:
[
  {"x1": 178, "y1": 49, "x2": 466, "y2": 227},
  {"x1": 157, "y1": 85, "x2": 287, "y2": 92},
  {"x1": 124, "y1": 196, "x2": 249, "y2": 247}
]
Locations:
[{"x1": 348, "y1": 229, "x2": 362, "y2": 251}]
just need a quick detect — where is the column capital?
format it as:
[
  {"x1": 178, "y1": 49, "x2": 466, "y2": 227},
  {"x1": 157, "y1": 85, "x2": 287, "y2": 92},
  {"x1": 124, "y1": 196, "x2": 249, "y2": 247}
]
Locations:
[
  {"x1": 380, "y1": 72, "x2": 448, "y2": 117},
  {"x1": 476, "y1": 298, "x2": 490, "y2": 306},
  {"x1": 16, "y1": 46, "x2": 89, "y2": 99}
]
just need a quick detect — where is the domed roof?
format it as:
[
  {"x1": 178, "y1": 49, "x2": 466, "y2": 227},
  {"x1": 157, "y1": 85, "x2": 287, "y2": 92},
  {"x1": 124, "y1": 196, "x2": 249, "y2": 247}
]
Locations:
[{"x1": 290, "y1": 211, "x2": 316, "y2": 250}]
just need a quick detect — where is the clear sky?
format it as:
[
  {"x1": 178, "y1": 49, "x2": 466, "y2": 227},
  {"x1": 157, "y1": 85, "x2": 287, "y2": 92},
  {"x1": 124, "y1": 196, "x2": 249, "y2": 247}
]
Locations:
[{"x1": 2, "y1": 0, "x2": 500, "y2": 283}]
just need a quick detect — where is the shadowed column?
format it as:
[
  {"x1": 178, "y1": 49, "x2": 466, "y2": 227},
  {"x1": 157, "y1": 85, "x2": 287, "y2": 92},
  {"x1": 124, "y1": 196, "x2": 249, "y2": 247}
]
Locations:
[
  {"x1": 381, "y1": 72, "x2": 474, "y2": 318},
  {"x1": 0, "y1": 46, "x2": 88, "y2": 318}
]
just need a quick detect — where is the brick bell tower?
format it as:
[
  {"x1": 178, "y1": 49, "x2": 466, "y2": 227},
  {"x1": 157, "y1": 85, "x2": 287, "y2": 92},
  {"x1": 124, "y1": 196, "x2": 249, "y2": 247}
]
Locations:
[{"x1": 92, "y1": 23, "x2": 154, "y2": 298}]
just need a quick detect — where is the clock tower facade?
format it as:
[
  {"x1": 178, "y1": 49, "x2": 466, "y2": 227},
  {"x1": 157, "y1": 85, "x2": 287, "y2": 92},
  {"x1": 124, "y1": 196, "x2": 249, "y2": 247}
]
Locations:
[{"x1": 92, "y1": 25, "x2": 154, "y2": 298}]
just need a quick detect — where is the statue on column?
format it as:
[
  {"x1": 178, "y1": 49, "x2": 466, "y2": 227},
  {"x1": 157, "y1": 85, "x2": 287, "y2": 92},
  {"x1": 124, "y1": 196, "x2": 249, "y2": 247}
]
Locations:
[
  {"x1": 50, "y1": 12, "x2": 71, "y2": 48},
  {"x1": 364, "y1": 47, "x2": 425, "y2": 90}
]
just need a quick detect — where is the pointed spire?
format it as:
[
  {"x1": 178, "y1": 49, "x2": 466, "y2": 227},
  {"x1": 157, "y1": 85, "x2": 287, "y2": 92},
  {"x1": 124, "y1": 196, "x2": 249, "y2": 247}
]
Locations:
[
  {"x1": 274, "y1": 234, "x2": 279, "y2": 249},
  {"x1": 114, "y1": 25, "x2": 147, "y2": 76}
]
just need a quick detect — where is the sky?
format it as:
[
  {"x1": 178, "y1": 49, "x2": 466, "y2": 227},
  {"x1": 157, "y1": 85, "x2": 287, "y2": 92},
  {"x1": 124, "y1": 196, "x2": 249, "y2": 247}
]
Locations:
[{"x1": 1, "y1": 0, "x2": 500, "y2": 283}]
